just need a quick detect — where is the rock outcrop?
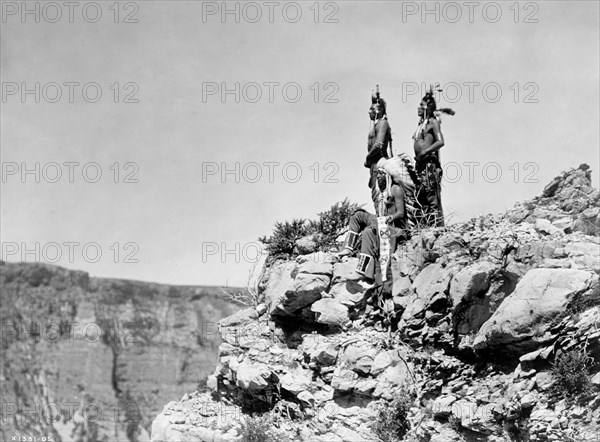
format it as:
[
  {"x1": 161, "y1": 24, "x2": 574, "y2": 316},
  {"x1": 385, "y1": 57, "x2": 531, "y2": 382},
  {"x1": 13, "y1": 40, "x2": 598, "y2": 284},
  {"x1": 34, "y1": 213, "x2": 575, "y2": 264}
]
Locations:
[
  {"x1": 147, "y1": 164, "x2": 597, "y2": 441},
  {"x1": 0, "y1": 263, "x2": 242, "y2": 442}
]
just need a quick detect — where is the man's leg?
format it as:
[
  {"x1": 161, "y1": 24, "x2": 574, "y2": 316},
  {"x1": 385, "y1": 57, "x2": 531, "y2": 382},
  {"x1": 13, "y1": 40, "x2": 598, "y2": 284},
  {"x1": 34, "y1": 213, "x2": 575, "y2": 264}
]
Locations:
[
  {"x1": 338, "y1": 211, "x2": 377, "y2": 257},
  {"x1": 418, "y1": 165, "x2": 443, "y2": 227},
  {"x1": 434, "y1": 179, "x2": 445, "y2": 227},
  {"x1": 425, "y1": 166, "x2": 444, "y2": 227},
  {"x1": 370, "y1": 166, "x2": 380, "y2": 214},
  {"x1": 354, "y1": 227, "x2": 379, "y2": 281}
]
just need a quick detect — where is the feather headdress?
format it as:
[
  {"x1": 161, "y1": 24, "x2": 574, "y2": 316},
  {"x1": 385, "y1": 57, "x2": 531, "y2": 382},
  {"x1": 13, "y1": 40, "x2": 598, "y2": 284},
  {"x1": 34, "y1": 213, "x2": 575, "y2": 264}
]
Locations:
[
  {"x1": 371, "y1": 84, "x2": 387, "y2": 116},
  {"x1": 413, "y1": 84, "x2": 456, "y2": 140}
]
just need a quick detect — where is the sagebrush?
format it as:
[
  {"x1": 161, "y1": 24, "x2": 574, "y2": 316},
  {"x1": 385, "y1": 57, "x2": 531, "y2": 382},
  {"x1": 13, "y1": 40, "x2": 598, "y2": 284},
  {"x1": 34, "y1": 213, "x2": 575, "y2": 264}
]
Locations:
[
  {"x1": 237, "y1": 414, "x2": 283, "y2": 442},
  {"x1": 371, "y1": 394, "x2": 413, "y2": 442},
  {"x1": 309, "y1": 199, "x2": 364, "y2": 249},
  {"x1": 551, "y1": 349, "x2": 594, "y2": 398},
  {"x1": 258, "y1": 218, "x2": 311, "y2": 256},
  {"x1": 259, "y1": 199, "x2": 362, "y2": 256}
]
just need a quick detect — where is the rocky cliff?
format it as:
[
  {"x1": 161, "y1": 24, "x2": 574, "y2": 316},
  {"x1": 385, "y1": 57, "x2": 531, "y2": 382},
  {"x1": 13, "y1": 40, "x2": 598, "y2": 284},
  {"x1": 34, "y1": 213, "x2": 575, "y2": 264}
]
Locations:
[
  {"x1": 0, "y1": 264, "x2": 242, "y2": 442},
  {"x1": 151, "y1": 164, "x2": 600, "y2": 442}
]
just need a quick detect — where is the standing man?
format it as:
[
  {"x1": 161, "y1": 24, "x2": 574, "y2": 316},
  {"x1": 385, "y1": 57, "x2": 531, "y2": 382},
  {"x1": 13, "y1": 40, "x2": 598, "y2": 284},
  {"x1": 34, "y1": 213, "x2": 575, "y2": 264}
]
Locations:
[
  {"x1": 412, "y1": 88, "x2": 453, "y2": 227},
  {"x1": 365, "y1": 86, "x2": 393, "y2": 214}
]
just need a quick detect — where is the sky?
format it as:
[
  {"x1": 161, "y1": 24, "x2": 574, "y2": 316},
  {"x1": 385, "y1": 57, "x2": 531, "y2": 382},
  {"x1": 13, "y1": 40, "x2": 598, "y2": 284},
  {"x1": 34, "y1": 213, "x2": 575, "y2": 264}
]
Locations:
[{"x1": 1, "y1": 0, "x2": 599, "y2": 287}]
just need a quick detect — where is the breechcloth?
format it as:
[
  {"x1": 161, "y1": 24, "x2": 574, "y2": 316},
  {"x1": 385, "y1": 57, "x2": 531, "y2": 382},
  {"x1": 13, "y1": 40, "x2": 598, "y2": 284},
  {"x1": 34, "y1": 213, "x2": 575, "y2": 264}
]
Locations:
[
  {"x1": 416, "y1": 158, "x2": 444, "y2": 227},
  {"x1": 369, "y1": 164, "x2": 381, "y2": 214}
]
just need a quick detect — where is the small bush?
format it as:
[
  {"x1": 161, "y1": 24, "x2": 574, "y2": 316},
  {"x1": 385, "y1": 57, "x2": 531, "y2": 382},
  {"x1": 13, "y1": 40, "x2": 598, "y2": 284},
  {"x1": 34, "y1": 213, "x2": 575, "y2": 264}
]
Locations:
[
  {"x1": 309, "y1": 198, "x2": 363, "y2": 249},
  {"x1": 551, "y1": 349, "x2": 593, "y2": 398},
  {"x1": 567, "y1": 280, "x2": 600, "y2": 317},
  {"x1": 259, "y1": 199, "x2": 362, "y2": 257},
  {"x1": 371, "y1": 394, "x2": 413, "y2": 442},
  {"x1": 237, "y1": 414, "x2": 278, "y2": 442},
  {"x1": 258, "y1": 218, "x2": 310, "y2": 256}
]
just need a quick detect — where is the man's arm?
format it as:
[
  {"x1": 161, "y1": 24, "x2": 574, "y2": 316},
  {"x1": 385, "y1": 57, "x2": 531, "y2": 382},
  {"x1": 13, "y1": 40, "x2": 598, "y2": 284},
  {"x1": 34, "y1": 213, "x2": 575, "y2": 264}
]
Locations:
[
  {"x1": 375, "y1": 119, "x2": 389, "y2": 147},
  {"x1": 417, "y1": 118, "x2": 444, "y2": 159},
  {"x1": 386, "y1": 184, "x2": 405, "y2": 224},
  {"x1": 365, "y1": 119, "x2": 390, "y2": 165}
]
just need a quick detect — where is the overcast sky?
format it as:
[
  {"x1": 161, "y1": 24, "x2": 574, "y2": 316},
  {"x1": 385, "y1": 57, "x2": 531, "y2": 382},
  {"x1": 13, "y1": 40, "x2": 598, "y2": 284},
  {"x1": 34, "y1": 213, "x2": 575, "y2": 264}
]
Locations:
[{"x1": 1, "y1": 1, "x2": 599, "y2": 286}]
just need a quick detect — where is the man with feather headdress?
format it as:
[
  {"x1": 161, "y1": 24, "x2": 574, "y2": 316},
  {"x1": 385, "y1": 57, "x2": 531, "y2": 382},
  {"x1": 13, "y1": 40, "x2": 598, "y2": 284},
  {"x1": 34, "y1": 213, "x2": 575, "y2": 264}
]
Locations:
[
  {"x1": 412, "y1": 86, "x2": 455, "y2": 227},
  {"x1": 338, "y1": 155, "x2": 418, "y2": 284},
  {"x1": 364, "y1": 86, "x2": 393, "y2": 214}
]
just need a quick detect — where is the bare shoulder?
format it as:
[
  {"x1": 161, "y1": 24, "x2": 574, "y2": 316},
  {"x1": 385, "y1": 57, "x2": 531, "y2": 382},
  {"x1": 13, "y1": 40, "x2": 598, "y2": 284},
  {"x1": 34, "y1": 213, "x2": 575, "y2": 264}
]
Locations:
[
  {"x1": 377, "y1": 119, "x2": 390, "y2": 131},
  {"x1": 391, "y1": 183, "x2": 404, "y2": 197},
  {"x1": 428, "y1": 118, "x2": 441, "y2": 130}
]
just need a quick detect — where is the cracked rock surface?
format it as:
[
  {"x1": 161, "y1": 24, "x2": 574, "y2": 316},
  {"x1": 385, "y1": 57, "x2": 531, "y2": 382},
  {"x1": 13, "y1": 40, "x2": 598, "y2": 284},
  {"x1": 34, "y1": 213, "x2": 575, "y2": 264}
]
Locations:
[{"x1": 151, "y1": 164, "x2": 600, "y2": 442}]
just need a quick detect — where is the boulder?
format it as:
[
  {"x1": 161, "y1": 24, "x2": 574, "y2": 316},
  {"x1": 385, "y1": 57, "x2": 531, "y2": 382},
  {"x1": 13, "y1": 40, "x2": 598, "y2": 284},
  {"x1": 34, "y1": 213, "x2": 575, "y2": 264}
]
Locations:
[
  {"x1": 412, "y1": 263, "x2": 454, "y2": 303},
  {"x1": 451, "y1": 264, "x2": 518, "y2": 341},
  {"x1": 263, "y1": 261, "x2": 296, "y2": 313},
  {"x1": 332, "y1": 258, "x2": 359, "y2": 283},
  {"x1": 401, "y1": 264, "x2": 454, "y2": 322},
  {"x1": 474, "y1": 268, "x2": 595, "y2": 353},
  {"x1": 574, "y1": 206, "x2": 600, "y2": 235},
  {"x1": 432, "y1": 395, "x2": 457, "y2": 418},
  {"x1": 373, "y1": 364, "x2": 412, "y2": 398},
  {"x1": 354, "y1": 379, "x2": 377, "y2": 396},
  {"x1": 435, "y1": 232, "x2": 465, "y2": 251},
  {"x1": 329, "y1": 281, "x2": 366, "y2": 306},
  {"x1": 295, "y1": 252, "x2": 335, "y2": 276},
  {"x1": 218, "y1": 308, "x2": 258, "y2": 328},
  {"x1": 341, "y1": 343, "x2": 377, "y2": 375},
  {"x1": 565, "y1": 240, "x2": 600, "y2": 271},
  {"x1": 535, "y1": 218, "x2": 563, "y2": 236},
  {"x1": 392, "y1": 274, "x2": 413, "y2": 298},
  {"x1": 552, "y1": 216, "x2": 574, "y2": 233},
  {"x1": 449, "y1": 261, "x2": 496, "y2": 307},
  {"x1": 370, "y1": 350, "x2": 400, "y2": 376},
  {"x1": 313, "y1": 344, "x2": 339, "y2": 366},
  {"x1": 297, "y1": 390, "x2": 315, "y2": 406},
  {"x1": 343, "y1": 344, "x2": 377, "y2": 365},
  {"x1": 280, "y1": 368, "x2": 311, "y2": 395},
  {"x1": 311, "y1": 298, "x2": 349, "y2": 326},
  {"x1": 275, "y1": 273, "x2": 330, "y2": 315},
  {"x1": 331, "y1": 368, "x2": 358, "y2": 392},
  {"x1": 394, "y1": 240, "x2": 426, "y2": 278},
  {"x1": 235, "y1": 362, "x2": 271, "y2": 390}
]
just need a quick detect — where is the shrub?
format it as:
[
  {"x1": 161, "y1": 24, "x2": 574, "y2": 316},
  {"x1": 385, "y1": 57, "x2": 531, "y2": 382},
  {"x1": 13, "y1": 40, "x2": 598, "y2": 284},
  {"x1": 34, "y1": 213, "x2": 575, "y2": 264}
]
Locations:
[
  {"x1": 371, "y1": 393, "x2": 413, "y2": 442},
  {"x1": 567, "y1": 280, "x2": 600, "y2": 317},
  {"x1": 551, "y1": 349, "x2": 593, "y2": 398},
  {"x1": 309, "y1": 198, "x2": 363, "y2": 249},
  {"x1": 258, "y1": 218, "x2": 310, "y2": 256},
  {"x1": 259, "y1": 199, "x2": 363, "y2": 257},
  {"x1": 237, "y1": 414, "x2": 278, "y2": 442}
]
